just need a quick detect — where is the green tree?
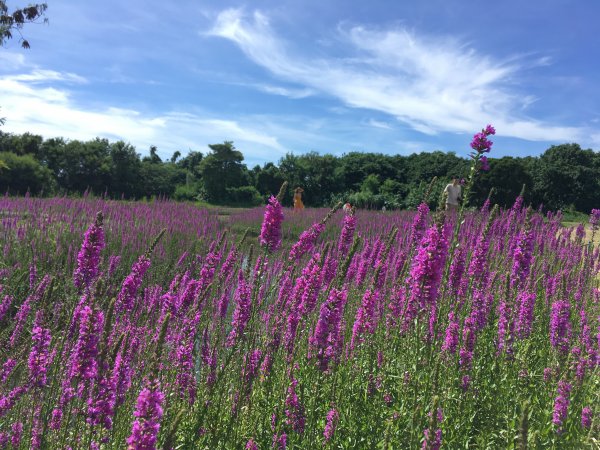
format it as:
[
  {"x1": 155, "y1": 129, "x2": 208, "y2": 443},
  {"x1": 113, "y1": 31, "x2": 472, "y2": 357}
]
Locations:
[
  {"x1": 470, "y1": 157, "x2": 534, "y2": 208},
  {"x1": 361, "y1": 173, "x2": 380, "y2": 194},
  {"x1": 0, "y1": 1, "x2": 47, "y2": 48},
  {"x1": 142, "y1": 145, "x2": 162, "y2": 164},
  {"x1": 255, "y1": 162, "x2": 285, "y2": 198},
  {"x1": 0, "y1": 151, "x2": 54, "y2": 194},
  {"x1": 533, "y1": 143, "x2": 599, "y2": 212},
  {"x1": 198, "y1": 141, "x2": 248, "y2": 203},
  {"x1": 139, "y1": 161, "x2": 184, "y2": 198},
  {"x1": 109, "y1": 141, "x2": 141, "y2": 198}
]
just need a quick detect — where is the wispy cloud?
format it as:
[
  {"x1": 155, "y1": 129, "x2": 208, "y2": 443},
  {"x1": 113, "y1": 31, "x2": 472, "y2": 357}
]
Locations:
[
  {"x1": 367, "y1": 119, "x2": 392, "y2": 130},
  {"x1": 0, "y1": 69, "x2": 287, "y2": 162},
  {"x1": 209, "y1": 9, "x2": 586, "y2": 143},
  {"x1": 255, "y1": 84, "x2": 315, "y2": 99}
]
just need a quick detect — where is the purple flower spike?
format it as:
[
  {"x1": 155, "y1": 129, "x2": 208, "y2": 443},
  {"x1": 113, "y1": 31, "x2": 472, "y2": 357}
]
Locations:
[
  {"x1": 260, "y1": 196, "x2": 284, "y2": 251},
  {"x1": 126, "y1": 380, "x2": 165, "y2": 450},
  {"x1": 73, "y1": 212, "x2": 105, "y2": 290}
]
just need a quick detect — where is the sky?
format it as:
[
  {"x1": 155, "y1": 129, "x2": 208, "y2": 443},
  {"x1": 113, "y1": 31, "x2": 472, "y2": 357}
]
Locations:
[{"x1": 1, "y1": 0, "x2": 599, "y2": 166}]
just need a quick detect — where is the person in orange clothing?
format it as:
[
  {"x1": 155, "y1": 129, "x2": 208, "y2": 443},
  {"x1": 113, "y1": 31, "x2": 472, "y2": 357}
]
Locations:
[{"x1": 293, "y1": 187, "x2": 305, "y2": 210}]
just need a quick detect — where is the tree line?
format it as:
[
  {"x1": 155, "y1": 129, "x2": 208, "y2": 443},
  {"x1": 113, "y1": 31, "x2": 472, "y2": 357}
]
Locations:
[{"x1": 0, "y1": 130, "x2": 598, "y2": 213}]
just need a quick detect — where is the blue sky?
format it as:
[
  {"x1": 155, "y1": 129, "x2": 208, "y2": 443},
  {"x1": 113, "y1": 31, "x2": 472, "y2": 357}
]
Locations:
[{"x1": 1, "y1": 0, "x2": 599, "y2": 165}]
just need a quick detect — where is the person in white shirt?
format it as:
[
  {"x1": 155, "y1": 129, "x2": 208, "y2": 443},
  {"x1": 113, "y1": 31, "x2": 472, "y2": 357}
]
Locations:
[{"x1": 444, "y1": 178, "x2": 462, "y2": 211}]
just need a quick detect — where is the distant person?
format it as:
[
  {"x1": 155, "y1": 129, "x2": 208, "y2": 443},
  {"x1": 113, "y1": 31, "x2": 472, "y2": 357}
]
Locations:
[
  {"x1": 444, "y1": 177, "x2": 462, "y2": 211},
  {"x1": 293, "y1": 187, "x2": 305, "y2": 210}
]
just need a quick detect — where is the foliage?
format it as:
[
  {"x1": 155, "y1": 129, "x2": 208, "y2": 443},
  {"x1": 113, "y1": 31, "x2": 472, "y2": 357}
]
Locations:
[
  {"x1": 0, "y1": 130, "x2": 599, "y2": 212},
  {"x1": 0, "y1": 1, "x2": 47, "y2": 48},
  {"x1": 0, "y1": 192, "x2": 597, "y2": 448},
  {"x1": 0, "y1": 150, "x2": 54, "y2": 193}
]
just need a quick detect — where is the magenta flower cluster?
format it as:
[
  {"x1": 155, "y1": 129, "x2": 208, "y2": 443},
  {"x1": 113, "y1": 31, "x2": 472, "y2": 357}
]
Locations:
[{"x1": 260, "y1": 196, "x2": 284, "y2": 251}]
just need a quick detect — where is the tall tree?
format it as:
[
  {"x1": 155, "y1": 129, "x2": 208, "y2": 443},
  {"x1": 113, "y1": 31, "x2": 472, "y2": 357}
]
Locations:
[
  {"x1": 533, "y1": 143, "x2": 599, "y2": 212},
  {"x1": 198, "y1": 141, "x2": 248, "y2": 203}
]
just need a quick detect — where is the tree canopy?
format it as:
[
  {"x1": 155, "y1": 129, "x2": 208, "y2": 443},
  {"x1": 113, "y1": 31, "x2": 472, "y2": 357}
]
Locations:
[{"x1": 0, "y1": 130, "x2": 598, "y2": 212}]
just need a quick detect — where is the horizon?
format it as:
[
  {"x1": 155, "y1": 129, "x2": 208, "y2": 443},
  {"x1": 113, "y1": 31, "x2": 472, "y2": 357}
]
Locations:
[{"x1": 1, "y1": 0, "x2": 599, "y2": 166}]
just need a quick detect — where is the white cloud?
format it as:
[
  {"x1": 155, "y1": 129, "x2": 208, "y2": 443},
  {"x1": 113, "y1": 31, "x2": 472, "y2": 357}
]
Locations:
[
  {"x1": 255, "y1": 84, "x2": 315, "y2": 99},
  {"x1": 209, "y1": 9, "x2": 587, "y2": 143},
  {"x1": 367, "y1": 119, "x2": 392, "y2": 130},
  {"x1": 6, "y1": 69, "x2": 87, "y2": 84},
  {"x1": 0, "y1": 52, "x2": 26, "y2": 70},
  {"x1": 0, "y1": 69, "x2": 287, "y2": 162}
]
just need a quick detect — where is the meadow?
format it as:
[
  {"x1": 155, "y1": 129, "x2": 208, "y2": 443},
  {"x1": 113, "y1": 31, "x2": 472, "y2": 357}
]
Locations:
[{"x1": 0, "y1": 128, "x2": 599, "y2": 449}]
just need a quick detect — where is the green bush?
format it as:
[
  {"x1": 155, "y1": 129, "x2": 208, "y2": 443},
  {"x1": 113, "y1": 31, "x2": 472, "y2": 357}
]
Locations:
[
  {"x1": 225, "y1": 185, "x2": 263, "y2": 206},
  {"x1": 0, "y1": 151, "x2": 55, "y2": 194}
]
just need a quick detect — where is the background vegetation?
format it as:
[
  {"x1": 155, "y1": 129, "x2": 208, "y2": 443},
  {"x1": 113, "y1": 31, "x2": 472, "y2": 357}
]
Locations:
[{"x1": 0, "y1": 130, "x2": 598, "y2": 213}]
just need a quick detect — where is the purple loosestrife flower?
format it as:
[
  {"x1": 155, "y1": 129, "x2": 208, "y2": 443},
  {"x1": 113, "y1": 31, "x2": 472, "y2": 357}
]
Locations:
[
  {"x1": 113, "y1": 348, "x2": 133, "y2": 407},
  {"x1": 226, "y1": 272, "x2": 252, "y2": 347},
  {"x1": 410, "y1": 203, "x2": 430, "y2": 247},
  {"x1": 480, "y1": 197, "x2": 491, "y2": 213},
  {"x1": 448, "y1": 247, "x2": 466, "y2": 298},
  {"x1": 468, "y1": 232, "x2": 492, "y2": 288},
  {"x1": 298, "y1": 255, "x2": 323, "y2": 315},
  {"x1": 108, "y1": 255, "x2": 121, "y2": 276},
  {"x1": 0, "y1": 386, "x2": 27, "y2": 418},
  {"x1": 260, "y1": 196, "x2": 284, "y2": 251},
  {"x1": 338, "y1": 213, "x2": 357, "y2": 257},
  {"x1": 197, "y1": 246, "x2": 222, "y2": 294},
  {"x1": 550, "y1": 300, "x2": 571, "y2": 354},
  {"x1": 496, "y1": 298, "x2": 513, "y2": 354},
  {"x1": 87, "y1": 374, "x2": 117, "y2": 430},
  {"x1": 126, "y1": 380, "x2": 165, "y2": 450},
  {"x1": 590, "y1": 209, "x2": 600, "y2": 228},
  {"x1": 0, "y1": 432, "x2": 7, "y2": 447},
  {"x1": 30, "y1": 403, "x2": 42, "y2": 450},
  {"x1": 459, "y1": 317, "x2": 476, "y2": 370},
  {"x1": 73, "y1": 213, "x2": 105, "y2": 290},
  {"x1": 516, "y1": 291, "x2": 536, "y2": 339},
  {"x1": 29, "y1": 262, "x2": 37, "y2": 290},
  {"x1": 310, "y1": 288, "x2": 347, "y2": 371},
  {"x1": 28, "y1": 314, "x2": 52, "y2": 388},
  {"x1": 284, "y1": 304, "x2": 301, "y2": 356},
  {"x1": 288, "y1": 222, "x2": 325, "y2": 262},
  {"x1": 581, "y1": 407, "x2": 592, "y2": 428},
  {"x1": 69, "y1": 305, "x2": 104, "y2": 382},
  {"x1": 246, "y1": 439, "x2": 259, "y2": 450},
  {"x1": 485, "y1": 124, "x2": 496, "y2": 135},
  {"x1": 243, "y1": 349, "x2": 263, "y2": 385},
  {"x1": 324, "y1": 408, "x2": 339, "y2": 442},
  {"x1": 552, "y1": 380, "x2": 572, "y2": 433},
  {"x1": 422, "y1": 429, "x2": 442, "y2": 450},
  {"x1": 441, "y1": 312, "x2": 460, "y2": 355},
  {"x1": 11, "y1": 422, "x2": 23, "y2": 447},
  {"x1": 116, "y1": 256, "x2": 152, "y2": 315},
  {"x1": 284, "y1": 378, "x2": 305, "y2": 434},
  {"x1": 470, "y1": 125, "x2": 495, "y2": 153},
  {"x1": 403, "y1": 224, "x2": 448, "y2": 335},
  {"x1": 220, "y1": 247, "x2": 238, "y2": 281},
  {"x1": 0, "y1": 358, "x2": 17, "y2": 383},
  {"x1": 350, "y1": 289, "x2": 379, "y2": 352},
  {"x1": 273, "y1": 433, "x2": 287, "y2": 449},
  {"x1": 510, "y1": 228, "x2": 534, "y2": 289},
  {"x1": 0, "y1": 294, "x2": 12, "y2": 322},
  {"x1": 9, "y1": 275, "x2": 51, "y2": 347},
  {"x1": 480, "y1": 156, "x2": 490, "y2": 171},
  {"x1": 175, "y1": 334, "x2": 197, "y2": 405}
]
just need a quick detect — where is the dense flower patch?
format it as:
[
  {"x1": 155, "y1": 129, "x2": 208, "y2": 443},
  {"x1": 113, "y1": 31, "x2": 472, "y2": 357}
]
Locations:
[{"x1": 0, "y1": 128, "x2": 598, "y2": 449}]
